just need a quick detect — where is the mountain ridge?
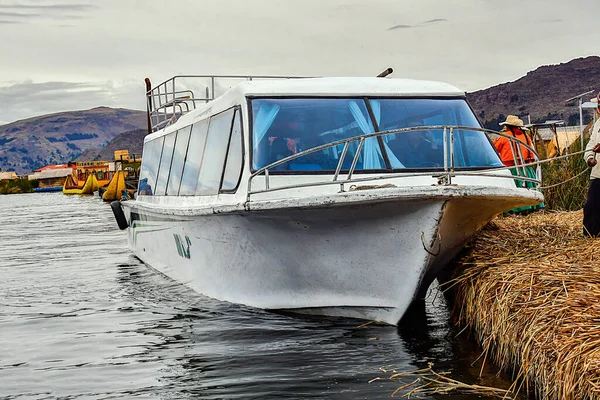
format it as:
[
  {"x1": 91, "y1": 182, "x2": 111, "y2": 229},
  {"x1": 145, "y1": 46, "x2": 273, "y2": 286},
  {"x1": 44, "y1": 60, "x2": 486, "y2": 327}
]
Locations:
[
  {"x1": 466, "y1": 56, "x2": 600, "y2": 128},
  {"x1": 0, "y1": 107, "x2": 146, "y2": 174}
]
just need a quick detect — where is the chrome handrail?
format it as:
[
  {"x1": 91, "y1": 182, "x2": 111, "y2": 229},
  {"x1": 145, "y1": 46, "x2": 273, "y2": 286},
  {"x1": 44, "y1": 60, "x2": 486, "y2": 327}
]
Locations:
[
  {"x1": 147, "y1": 75, "x2": 312, "y2": 132},
  {"x1": 247, "y1": 125, "x2": 542, "y2": 196}
]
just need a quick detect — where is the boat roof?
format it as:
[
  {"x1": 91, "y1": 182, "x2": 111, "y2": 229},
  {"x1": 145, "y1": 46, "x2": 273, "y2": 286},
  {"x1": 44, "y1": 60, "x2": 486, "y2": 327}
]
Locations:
[
  {"x1": 150, "y1": 77, "x2": 466, "y2": 139},
  {"x1": 235, "y1": 77, "x2": 465, "y2": 97}
]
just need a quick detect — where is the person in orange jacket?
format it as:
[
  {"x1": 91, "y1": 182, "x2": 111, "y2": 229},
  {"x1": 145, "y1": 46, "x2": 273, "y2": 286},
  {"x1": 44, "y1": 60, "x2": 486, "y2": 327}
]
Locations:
[
  {"x1": 493, "y1": 115, "x2": 535, "y2": 167},
  {"x1": 493, "y1": 115, "x2": 543, "y2": 212}
]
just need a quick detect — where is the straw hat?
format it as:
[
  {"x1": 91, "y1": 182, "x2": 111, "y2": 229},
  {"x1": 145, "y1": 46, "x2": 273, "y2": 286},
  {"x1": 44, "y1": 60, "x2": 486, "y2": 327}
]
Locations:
[{"x1": 499, "y1": 115, "x2": 524, "y2": 127}]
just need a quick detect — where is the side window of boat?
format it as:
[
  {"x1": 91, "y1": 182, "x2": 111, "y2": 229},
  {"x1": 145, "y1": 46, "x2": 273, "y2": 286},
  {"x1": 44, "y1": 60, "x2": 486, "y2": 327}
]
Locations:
[
  {"x1": 138, "y1": 137, "x2": 164, "y2": 196},
  {"x1": 137, "y1": 140, "x2": 154, "y2": 196},
  {"x1": 179, "y1": 119, "x2": 210, "y2": 195},
  {"x1": 220, "y1": 108, "x2": 243, "y2": 192},
  {"x1": 166, "y1": 126, "x2": 192, "y2": 196},
  {"x1": 154, "y1": 132, "x2": 177, "y2": 196},
  {"x1": 196, "y1": 108, "x2": 235, "y2": 195}
]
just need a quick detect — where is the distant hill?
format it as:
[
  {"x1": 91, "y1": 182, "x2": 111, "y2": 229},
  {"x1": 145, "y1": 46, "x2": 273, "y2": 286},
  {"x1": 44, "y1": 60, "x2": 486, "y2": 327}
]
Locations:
[
  {"x1": 467, "y1": 56, "x2": 600, "y2": 129},
  {"x1": 0, "y1": 107, "x2": 146, "y2": 174},
  {"x1": 77, "y1": 128, "x2": 147, "y2": 162}
]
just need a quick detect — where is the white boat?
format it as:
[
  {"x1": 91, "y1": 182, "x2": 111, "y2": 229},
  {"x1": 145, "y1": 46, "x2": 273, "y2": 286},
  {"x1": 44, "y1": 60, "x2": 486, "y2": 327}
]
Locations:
[{"x1": 111, "y1": 74, "x2": 543, "y2": 325}]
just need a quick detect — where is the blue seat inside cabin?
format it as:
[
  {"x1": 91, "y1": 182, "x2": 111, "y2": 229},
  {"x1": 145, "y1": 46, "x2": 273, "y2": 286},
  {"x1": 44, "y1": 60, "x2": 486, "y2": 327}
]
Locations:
[{"x1": 289, "y1": 164, "x2": 322, "y2": 171}]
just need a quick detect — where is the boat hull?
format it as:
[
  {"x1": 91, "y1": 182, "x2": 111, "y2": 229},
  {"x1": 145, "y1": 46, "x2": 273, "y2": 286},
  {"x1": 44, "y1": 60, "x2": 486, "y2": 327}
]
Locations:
[{"x1": 122, "y1": 186, "x2": 542, "y2": 325}]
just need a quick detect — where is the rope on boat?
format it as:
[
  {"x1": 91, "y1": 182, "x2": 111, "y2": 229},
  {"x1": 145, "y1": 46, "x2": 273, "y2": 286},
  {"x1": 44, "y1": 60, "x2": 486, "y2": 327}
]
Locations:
[
  {"x1": 538, "y1": 167, "x2": 591, "y2": 190},
  {"x1": 532, "y1": 149, "x2": 592, "y2": 190}
]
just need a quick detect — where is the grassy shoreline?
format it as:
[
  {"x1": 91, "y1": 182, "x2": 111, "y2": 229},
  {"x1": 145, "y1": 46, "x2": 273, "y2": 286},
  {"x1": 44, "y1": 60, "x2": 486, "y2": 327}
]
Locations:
[
  {"x1": 0, "y1": 179, "x2": 37, "y2": 194},
  {"x1": 449, "y1": 211, "x2": 600, "y2": 399},
  {"x1": 540, "y1": 139, "x2": 590, "y2": 211}
]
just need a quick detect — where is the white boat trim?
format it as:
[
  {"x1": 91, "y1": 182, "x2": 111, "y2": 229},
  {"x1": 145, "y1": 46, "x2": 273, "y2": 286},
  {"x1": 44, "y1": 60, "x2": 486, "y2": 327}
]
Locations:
[{"x1": 124, "y1": 184, "x2": 542, "y2": 216}]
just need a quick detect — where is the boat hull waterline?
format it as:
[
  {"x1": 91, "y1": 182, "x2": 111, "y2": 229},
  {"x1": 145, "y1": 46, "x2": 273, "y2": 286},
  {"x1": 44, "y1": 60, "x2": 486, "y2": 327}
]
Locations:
[{"x1": 122, "y1": 186, "x2": 542, "y2": 325}]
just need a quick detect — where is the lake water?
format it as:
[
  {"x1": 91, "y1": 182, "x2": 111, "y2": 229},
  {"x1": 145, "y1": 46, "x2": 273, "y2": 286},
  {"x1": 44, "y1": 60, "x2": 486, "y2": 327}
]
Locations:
[{"x1": 0, "y1": 193, "x2": 514, "y2": 399}]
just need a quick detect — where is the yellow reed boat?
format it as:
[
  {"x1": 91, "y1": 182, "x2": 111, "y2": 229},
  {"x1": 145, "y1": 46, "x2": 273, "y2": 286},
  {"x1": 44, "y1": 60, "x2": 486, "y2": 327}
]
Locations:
[
  {"x1": 102, "y1": 170, "x2": 129, "y2": 201},
  {"x1": 63, "y1": 174, "x2": 99, "y2": 195}
]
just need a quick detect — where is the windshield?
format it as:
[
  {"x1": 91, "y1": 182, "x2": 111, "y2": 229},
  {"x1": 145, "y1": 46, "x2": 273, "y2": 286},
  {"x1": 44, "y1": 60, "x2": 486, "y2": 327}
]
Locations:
[{"x1": 250, "y1": 98, "x2": 503, "y2": 172}]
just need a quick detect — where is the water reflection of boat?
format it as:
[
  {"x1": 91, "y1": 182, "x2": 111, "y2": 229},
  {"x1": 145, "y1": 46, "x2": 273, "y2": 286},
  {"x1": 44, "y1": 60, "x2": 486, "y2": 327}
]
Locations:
[{"x1": 111, "y1": 74, "x2": 543, "y2": 325}]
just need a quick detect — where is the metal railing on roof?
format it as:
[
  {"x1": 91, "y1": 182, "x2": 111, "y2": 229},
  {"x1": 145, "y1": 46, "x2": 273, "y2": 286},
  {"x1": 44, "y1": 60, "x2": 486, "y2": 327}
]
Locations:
[
  {"x1": 145, "y1": 75, "x2": 311, "y2": 133},
  {"x1": 247, "y1": 126, "x2": 542, "y2": 197}
]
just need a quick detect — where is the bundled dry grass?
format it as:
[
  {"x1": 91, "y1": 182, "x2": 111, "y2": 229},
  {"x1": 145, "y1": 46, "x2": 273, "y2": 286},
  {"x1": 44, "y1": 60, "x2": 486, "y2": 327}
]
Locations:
[
  {"x1": 449, "y1": 211, "x2": 600, "y2": 400},
  {"x1": 372, "y1": 363, "x2": 514, "y2": 398}
]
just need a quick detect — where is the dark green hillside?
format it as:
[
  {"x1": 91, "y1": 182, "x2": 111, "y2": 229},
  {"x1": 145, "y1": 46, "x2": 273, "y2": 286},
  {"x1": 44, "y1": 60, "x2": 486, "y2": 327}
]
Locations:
[{"x1": 0, "y1": 107, "x2": 146, "y2": 174}]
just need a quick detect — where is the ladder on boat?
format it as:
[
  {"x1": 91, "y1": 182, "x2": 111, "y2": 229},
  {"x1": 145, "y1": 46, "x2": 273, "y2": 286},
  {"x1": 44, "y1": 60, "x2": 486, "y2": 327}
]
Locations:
[{"x1": 145, "y1": 75, "x2": 310, "y2": 133}]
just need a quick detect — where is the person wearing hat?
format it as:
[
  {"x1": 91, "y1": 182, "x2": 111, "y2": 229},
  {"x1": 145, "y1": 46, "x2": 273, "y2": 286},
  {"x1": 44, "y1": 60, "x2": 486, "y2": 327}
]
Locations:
[
  {"x1": 583, "y1": 94, "x2": 600, "y2": 237},
  {"x1": 493, "y1": 115, "x2": 543, "y2": 213}
]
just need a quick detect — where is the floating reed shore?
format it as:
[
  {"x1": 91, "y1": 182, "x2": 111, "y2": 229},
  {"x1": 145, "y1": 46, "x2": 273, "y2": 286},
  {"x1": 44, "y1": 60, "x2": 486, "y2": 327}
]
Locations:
[
  {"x1": 0, "y1": 178, "x2": 36, "y2": 194},
  {"x1": 449, "y1": 211, "x2": 600, "y2": 400}
]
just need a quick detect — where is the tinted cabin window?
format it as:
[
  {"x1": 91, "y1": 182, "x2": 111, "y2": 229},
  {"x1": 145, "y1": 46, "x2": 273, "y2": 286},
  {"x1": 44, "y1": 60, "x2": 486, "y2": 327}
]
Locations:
[
  {"x1": 138, "y1": 137, "x2": 164, "y2": 196},
  {"x1": 167, "y1": 125, "x2": 192, "y2": 196},
  {"x1": 221, "y1": 109, "x2": 243, "y2": 192},
  {"x1": 251, "y1": 98, "x2": 368, "y2": 171},
  {"x1": 370, "y1": 99, "x2": 503, "y2": 168},
  {"x1": 179, "y1": 119, "x2": 209, "y2": 195},
  {"x1": 196, "y1": 109, "x2": 234, "y2": 195},
  {"x1": 137, "y1": 139, "x2": 154, "y2": 195},
  {"x1": 154, "y1": 132, "x2": 176, "y2": 195},
  {"x1": 250, "y1": 98, "x2": 503, "y2": 171}
]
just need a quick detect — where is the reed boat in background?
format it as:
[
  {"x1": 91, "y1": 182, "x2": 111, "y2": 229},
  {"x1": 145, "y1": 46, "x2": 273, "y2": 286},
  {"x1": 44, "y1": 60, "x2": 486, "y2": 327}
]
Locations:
[
  {"x1": 115, "y1": 149, "x2": 141, "y2": 199},
  {"x1": 99, "y1": 150, "x2": 141, "y2": 201},
  {"x1": 72, "y1": 160, "x2": 111, "y2": 188},
  {"x1": 62, "y1": 173, "x2": 99, "y2": 195},
  {"x1": 110, "y1": 73, "x2": 543, "y2": 325},
  {"x1": 101, "y1": 170, "x2": 136, "y2": 201}
]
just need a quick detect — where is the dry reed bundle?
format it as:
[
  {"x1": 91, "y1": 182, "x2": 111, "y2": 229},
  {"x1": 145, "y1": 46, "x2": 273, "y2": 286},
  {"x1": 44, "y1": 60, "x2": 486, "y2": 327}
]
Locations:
[
  {"x1": 372, "y1": 363, "x2": 514, "y2": 398},
  {"x1": 449, "y1": 211, "x2": 600, "y2": 400}
]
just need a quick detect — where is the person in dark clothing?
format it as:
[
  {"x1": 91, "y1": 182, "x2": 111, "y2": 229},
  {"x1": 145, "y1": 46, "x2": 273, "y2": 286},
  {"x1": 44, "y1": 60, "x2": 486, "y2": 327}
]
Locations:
[{"x1": 387, "y1": 129, "x2": 442, "y2": 168}]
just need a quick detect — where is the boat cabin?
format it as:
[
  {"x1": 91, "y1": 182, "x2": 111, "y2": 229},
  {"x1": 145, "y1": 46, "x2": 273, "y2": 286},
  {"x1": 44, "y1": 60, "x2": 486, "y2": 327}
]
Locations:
[{"x1": 136, "y1": 76, "x2": 526, "y2": 206}]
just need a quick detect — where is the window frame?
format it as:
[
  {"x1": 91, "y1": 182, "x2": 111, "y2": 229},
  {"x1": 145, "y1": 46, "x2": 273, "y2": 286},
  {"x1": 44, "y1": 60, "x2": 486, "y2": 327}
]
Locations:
[
  {"x1": 140, "y1": 135, "x2": 165, "y2": 195},
  {"x1": 166, "y1": 125, "x2": 193, "y2": 196},
  {"x1": 219, "y1": 106, "x2": 245, "y2": 194},
  {"x1": 247, "y1": 95, "x2": 502, "y2": 175},
  {"x1": 195, "y1": 107, "x2": 237, "y2": 196},
  {"x1": 178, "y1": 118, "x2": 210, "y2": 196},
  {"x1": 154, "y1": 131, "x2": 177, "y2": 196}
]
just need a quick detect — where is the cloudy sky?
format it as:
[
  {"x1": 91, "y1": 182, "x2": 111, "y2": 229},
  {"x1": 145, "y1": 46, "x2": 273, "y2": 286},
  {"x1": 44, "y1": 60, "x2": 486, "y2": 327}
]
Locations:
[{"x1": 0, "y1": 0, "x2": 598, "y2": 124}]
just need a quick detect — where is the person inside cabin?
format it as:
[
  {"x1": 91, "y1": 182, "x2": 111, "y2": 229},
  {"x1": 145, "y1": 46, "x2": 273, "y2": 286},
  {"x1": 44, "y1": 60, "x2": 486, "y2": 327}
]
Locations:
[
  {"x1": 268, "y1": 113, "x2": 326, "y2": 169},
  {"x1": 493, "y1": 115, "x2": 543, "y2": 213},
  {"x1": 387, "y1": 129, "x2": 442, "y2": 168},
  {"x1": 583, "y1": 95, "x2": 600, "y2": 237}
]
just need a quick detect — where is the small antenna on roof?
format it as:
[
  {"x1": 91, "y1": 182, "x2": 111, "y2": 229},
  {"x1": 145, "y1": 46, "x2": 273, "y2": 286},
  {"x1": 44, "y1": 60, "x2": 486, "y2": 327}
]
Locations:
[{"x1": 376, "y1": 68, "x2": 393, "y2": 78}]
